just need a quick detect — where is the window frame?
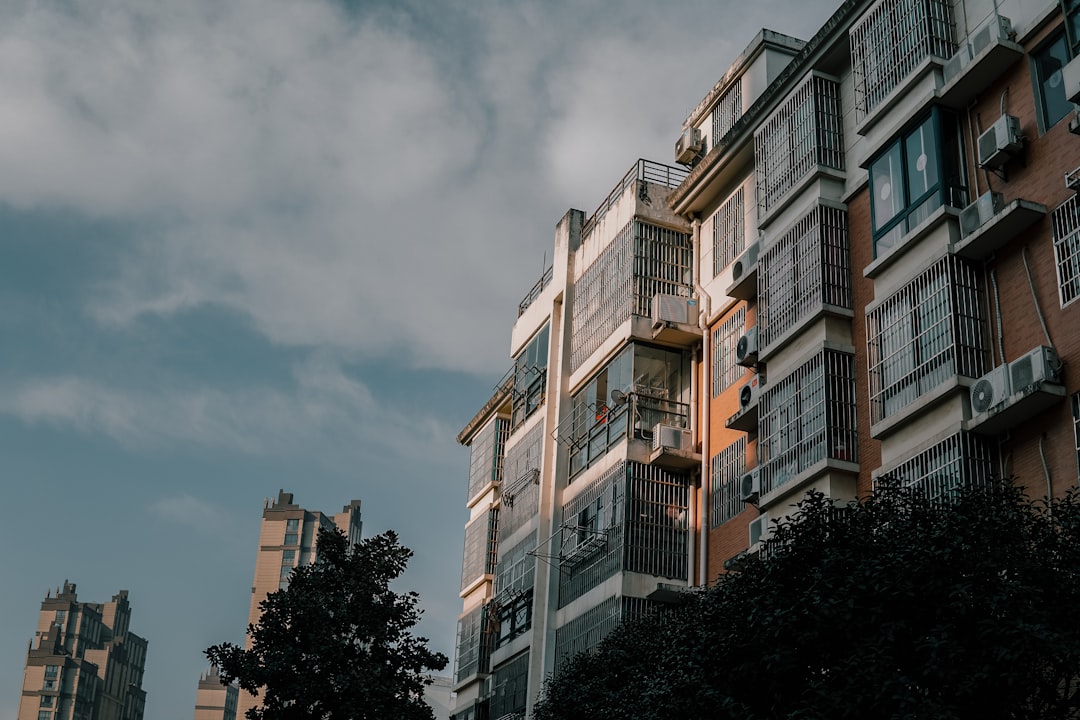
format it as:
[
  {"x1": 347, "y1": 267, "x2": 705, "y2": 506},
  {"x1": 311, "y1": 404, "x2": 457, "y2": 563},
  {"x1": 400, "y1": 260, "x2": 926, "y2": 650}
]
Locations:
[{"x1": 1031, "y1": 29, "x2": 1073, "y2": 134}]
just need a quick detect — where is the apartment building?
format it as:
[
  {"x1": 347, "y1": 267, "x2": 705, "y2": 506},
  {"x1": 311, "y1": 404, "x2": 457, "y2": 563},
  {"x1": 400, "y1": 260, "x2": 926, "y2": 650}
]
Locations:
[
  {"x1": 17, "y1": 582, "x2": 148, "y2": 720},
  {"x1": 233, "y1": 491, "x2": 363, "y2": 719},
  {"x1": 452, "y1": 0, "x2": 1080, "y2": 715},
  {"x1": 193, "y1": 666, "x2": 237, "y2": 720}
]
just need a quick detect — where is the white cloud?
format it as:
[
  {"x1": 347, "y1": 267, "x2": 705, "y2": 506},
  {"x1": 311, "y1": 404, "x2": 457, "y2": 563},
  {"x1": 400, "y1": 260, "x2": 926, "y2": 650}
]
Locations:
[{"x1": 149, "y1": 494, "x2": 229, "y2": 537}]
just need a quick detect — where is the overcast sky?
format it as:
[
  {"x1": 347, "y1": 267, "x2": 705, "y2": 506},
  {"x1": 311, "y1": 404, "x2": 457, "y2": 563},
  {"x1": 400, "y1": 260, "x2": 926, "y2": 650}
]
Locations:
[{"x1": 0, "y1": 0, "x2": 839, "y2": 718}]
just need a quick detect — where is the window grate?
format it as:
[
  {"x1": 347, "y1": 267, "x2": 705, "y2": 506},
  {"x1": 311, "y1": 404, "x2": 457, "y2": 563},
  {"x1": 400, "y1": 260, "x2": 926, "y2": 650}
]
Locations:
[
  {"x1": 712, "y1": 185, "x2": 747, "y2": 276},
  {"x1": 460, "y1": 508, "x2": 499, "y2": 592},
  {"x1": 500, "y1": 424, "x2": 543, "y2": 537},
  {"x1": 454, "y1": 604, "x2": 493, "y2": 684},
  {"x1": 711, "y1": 307, "x2": 747, "y2": 397},
  {"x1": 552, "y1": 596, "x2": 663, "y2": 672},
  {"x1": 866, "y1": 255, "x2": 987, "y2": 424},
  {"x1": 489, "y1": 652, "x2": 529, "y2": 720},
  {"x1": 758, "y1": 350, "x2": 857, "y2": 496},
  {"x1": 711, "y1": 436, "x2": 747, "y2": 528},
  {"x1": 877, "y1": 431, "x2": 994, "y2": 501},
  {"x1": 1051, "y1": 194, "x2": 1080, "y2": 307},
  {"x1": 850, "y1": 0, "x2": 955, "y2": 120},
  {"x1": 755, "y1": 74, "x2": 844, "y2": 216},
  {"x1": 468, "y1": 418, "x2": 509, "y2": 502},
  {"x1": 758, "y1": 205, "x2": 851, "y2": 349}
]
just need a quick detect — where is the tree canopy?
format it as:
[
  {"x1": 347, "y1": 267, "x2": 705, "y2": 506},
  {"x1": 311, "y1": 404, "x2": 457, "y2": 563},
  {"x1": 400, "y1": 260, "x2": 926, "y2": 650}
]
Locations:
[
  {"x1": 206, "y1": 528, "x2": 447, "y2": 720},
  {"x1": 533, "y1": 480, "x2": 1080, "y2": 720}
]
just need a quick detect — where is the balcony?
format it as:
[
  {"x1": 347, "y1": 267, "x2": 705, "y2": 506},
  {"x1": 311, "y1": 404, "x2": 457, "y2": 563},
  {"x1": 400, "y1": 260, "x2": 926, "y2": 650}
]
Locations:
[{"x1": 517, "y1": 265, "x2": 553, "y2": 317}]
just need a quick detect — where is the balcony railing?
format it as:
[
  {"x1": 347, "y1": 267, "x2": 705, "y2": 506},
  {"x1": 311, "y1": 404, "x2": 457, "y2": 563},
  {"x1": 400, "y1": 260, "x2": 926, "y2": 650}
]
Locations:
[
  {"x1": 850, "y1": 0, "x2": 956, "y2": 121},
  {"x1": 517, "y1": 265, "x2": 553, "y2": 317},
  {"x1": 580, "y1": 159, "x2": 689, "y2": 241}
]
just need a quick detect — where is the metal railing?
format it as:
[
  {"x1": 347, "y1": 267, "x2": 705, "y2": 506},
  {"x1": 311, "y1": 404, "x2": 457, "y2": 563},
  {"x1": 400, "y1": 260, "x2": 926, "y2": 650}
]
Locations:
[
  {"x1": 580, "y1": 159, "x2": 689, "y2": 241},
  {"x1": 517, "y1": 265, "x2": 553, "y2": 316}
]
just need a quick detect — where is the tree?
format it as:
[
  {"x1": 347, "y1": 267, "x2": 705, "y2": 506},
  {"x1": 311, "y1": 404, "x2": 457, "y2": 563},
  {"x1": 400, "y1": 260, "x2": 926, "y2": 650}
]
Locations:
[
  {"x1": 533, "y1": 480, "x2": 1080, "y2": 720},
  {"x1": 206, "y1": 528, "x2": 447, "y2": 720}
]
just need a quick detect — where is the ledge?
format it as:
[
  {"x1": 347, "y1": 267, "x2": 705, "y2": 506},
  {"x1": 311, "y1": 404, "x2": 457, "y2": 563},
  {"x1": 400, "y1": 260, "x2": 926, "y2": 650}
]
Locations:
[
  {"x1": 966, "y1": 381, "x2": 1067, "y2": 436},
  {"x1": 864, "y1": 205, "x2": 960, "y2": 279},
  {"x1": 870, "y1": 375, "x2": 973, "y2": 440},
  {"x1": 758, "y1": 457, "x2": 860, "y2": 510},
  {"x1": 949, "y1": 199, "x2": 1047, "y2": 260},
  {"x1": 757, "y1": 305, "x2": 855, "y2": 363},
  {"x1": 856, "y1": 56, "x2": 944, "y2": 138},
  {"x1": 938, "y1": 37, "x2": 1024, "y2": 110},
  {"x1": 757, "y1": 166, "x2": 847, "y2": 231}
]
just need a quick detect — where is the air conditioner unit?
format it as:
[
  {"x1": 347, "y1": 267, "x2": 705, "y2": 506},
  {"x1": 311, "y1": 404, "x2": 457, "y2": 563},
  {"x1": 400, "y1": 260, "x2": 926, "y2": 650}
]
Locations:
[
  {"x1": 748, "y1": 511, "x2": 770, "y2": 547},
  {"x1": 738, "y1": 374, "x2": 764, "y2": 411},
  {"x1": 977, "y1": 114, "x2": 1022, "y2": 169},
  {"x1": 969, "y1": 364, "x2": 1010, "y2": 415},
  {"x1": 740, "y1": 467, "x2": 761, "y2": 503},
  {"x1": 652, "y1": 423, "x2": 692, "y2": 452},
  {"x1": 971, "y1": 15, "x2": 1013, "y2": 56},
  {"x1": 943, "y1": 43, "x2": 972, "y2": 84},
  {"x1": 732, "y1": 241, "x2": 760, "y2": 282},
  {"x1": 1009, "y1": 345, "x2": 1061, "y2": 392},
  {"x1": 736, "y1": 326, "x2": 759, "y2": 366},
  {"x1": 1064, "y1": 56, "x2": 1080, "y2": 105},
  {"x1": 651, "y1": 293, "x2": 691, "y2": 327},
  {"x1": 675, "y1": 126, "x2": 703, "y2": 164},
  {"x1": 959, "y1": 191, "x2": 1004, "y2": 236}
]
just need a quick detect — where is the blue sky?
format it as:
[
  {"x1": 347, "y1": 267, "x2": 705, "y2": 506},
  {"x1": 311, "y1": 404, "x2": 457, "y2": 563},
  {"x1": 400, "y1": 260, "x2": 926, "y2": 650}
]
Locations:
[{"x1": 0, "y1": 0, "x2": 837, "y2": 718}]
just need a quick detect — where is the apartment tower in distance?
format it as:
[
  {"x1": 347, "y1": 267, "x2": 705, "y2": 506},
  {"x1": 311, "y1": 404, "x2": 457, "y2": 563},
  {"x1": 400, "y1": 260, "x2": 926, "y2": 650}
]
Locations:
[
  {"x1": 193, "y1": 666, "x2": 237, "y2": 720},
  {"x1": 234, "y1": 491, "x2": 362, "y2": 719},
  {"x1": 18, "y1": 582, "x2": 148, "y2": 720},
  {"x1": 452, "y1": 0, "x2": 1080, "y2": 715}
]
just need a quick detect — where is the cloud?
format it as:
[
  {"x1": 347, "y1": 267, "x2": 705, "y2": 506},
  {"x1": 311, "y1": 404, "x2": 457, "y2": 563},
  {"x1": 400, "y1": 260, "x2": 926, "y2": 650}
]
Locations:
[{"x1": 149, "y1": 494, "x2": 229, "y2": 537}]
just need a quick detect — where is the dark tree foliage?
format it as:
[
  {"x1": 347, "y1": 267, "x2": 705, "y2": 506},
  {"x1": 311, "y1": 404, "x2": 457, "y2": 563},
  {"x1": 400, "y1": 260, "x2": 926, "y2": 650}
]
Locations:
[
  {"x1": 206, "y1": 528, "x2": 447, "y2": 720},
  {"x1": 533, "y1": 480, "x2": 1080, "y2": 720}
]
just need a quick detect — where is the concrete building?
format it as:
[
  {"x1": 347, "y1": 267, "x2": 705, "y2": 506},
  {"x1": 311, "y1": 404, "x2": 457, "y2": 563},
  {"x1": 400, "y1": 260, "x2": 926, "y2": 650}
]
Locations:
[
  {"x1": 235, "y1": 491, "x2": 363, "y2": 719},
  {"x1": 451, "y1": 0, "x2": 1080, "y2": 715},
  {"x1": 18, "y1": 582, "x2": 148, "y2": 720},
  {"x1": 193, "y1": 666, "x2": 237, "y2": 720}
]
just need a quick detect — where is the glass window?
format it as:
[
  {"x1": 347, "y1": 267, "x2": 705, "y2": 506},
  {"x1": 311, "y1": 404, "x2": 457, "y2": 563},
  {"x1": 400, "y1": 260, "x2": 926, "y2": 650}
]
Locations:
[
  {"x1": 512, "y1": 325, "x2": 549, "y2": 430},
  {"x1": 44, "y1": 666, "x2": 58, "y2": 679},
  {"x1": 38, "y1": 711, "x2": 51, "y2": 720},
  {"x1": 285, "y1": 518, "x2": 299, "y2": 532},
  {"x1": 1034, "y1": 33, "x2": 1072, "y2": 131},
  {"x1": 281, "y1": 550, "x2": 295, "y2": 562},
  {"x1": 1051, "y1": 194, "x2": 1080, "y2": 306},
  {"x1": 40, "y1": 696, "x2": 54, "y2": 708},
  {"x1": 1073, "y1": 393, "x2": 1080, "y2": 479},
  {"x1": 53, "y1": 610, "x2": 66, "y2": 626},
  {"x1": 283, "y1": 533, "x2": 297, "y2": 545},
  {"x1": 712, "y1": 308, "x2": 747, "y2": 397},
  {"x1": 869, "y1": 109, "x2": 965, "y2": 257}
]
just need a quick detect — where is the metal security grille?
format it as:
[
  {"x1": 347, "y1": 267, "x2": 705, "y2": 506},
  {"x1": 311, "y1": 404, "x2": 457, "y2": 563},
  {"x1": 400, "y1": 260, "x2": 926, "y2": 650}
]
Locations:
[
  {"x1": 712, "y1": 307, "x2": 747, "y2": 397},
  {"x1": 460, "y1": 508, "x2": 499, "y2": 592},
  {"x1": 570, "y1": 221, "x2": 692, "y2": 372},
  {"x1": 758, "y1": 350, "x2": 857, "y2": 496},
  {"x1": 580, "y1": 160, "x2": 689, "y2": 242},
  {"x1": 558, "y1": 464, "x2": 625, "y2": 607},
  {"x1": 711, "y1": 436, "x2": 747, "y2": 528},
  {"x1": 759, "y1": 205, "x2": 851, "y2": 349},
  {"x1": 866, "y1": 255, "x2": 987, "y2": 424},
  {"x1": 468, "y1": 418, "x2": 509, "y2": 502},
  {"x1": 552, "y1": 596, "x2": 663, "y2": 672},
  {"x1": 454, "y1": 604, "x2": 492, "y2": 684},
  {"x1": 495, "y1": 532, "x2": 537, "y2": 597},
  {"x1": 712, "y1": 185, "x2": 746, "y2": 276},
  {"x1": 755, "y1": 74, "x2": 844, "y2": 216},
  {"x1": 1051, "y1": 194, "x2": 1080, "y2": 306},
  {"x1": 712, "y1": 82, "x2": 743, "y2": 146},
  {"x1": 625, "y1": 462, "x2": 689, "y2": 580},
  {"x1": 850, "y1": 0, "x2": 955, "y2": 120},
  {"x1": 501, "y1": 424, "x2": 544, "y2": 537},
  {"x1": 489, "y1": 652, "x2": 529, "y2": 720},
  {"x1": 878, "y1": 432, "x2": 994, "y2": 501},
  {"x1": 1074, "y1": 393, "x2": 1080, "y2": 479}
]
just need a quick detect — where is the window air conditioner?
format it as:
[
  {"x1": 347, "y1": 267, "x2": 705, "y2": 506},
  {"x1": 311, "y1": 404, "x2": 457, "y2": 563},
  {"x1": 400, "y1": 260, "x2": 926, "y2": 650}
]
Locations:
[
  {"x1": 736, "y1": 326, "x2": 759, "y2": 366},
  {"x1": 971, "y1": 15, "x2": 1013, "y2": 56},
  {"x1": 740, "y1": 467, "x2": 761, "y2": 503},
  {"x1": 652, "y1": 423, "x2": 692, "y2": 452},
  {"x1": 732, "y1": 241, "x2": 760, "y2": 282},
  {"x1": 943, "y1": 43, "x2": 971, "y2": 84},
  {"x1": 675, "y1": 126, "x2": 703, "y2": 164},
  {"x1": 1064, "y1": 56, "x2": 1080, "y2": 105},
  {"x1": 1009, "y1": 345, "x2": 1060, "y2": 392},
  {"x1": 748, "y1": 511, "x2": 770, "y2": 547},
  {"x1": 651, "y1": 293, "x2": 691, "y2": 327},
  {"x1": 959, "y1": 191, "x2": 1004, "y2": 236},
  {"x1": 977, "y1": 114, "x2": 1022, "y2": 170},
  {"x1": 738, "y1": 374, "x2": 763, "y2": 411},
  {"x1": 969, "y1": 364, "x2": 1010, "y2": 415}
]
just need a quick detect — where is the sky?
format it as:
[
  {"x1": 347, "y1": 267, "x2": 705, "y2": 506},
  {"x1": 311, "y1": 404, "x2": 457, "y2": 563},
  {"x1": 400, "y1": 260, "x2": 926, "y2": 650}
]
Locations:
[{"x1": 0, "y1": 0, "x2": 838, "y2": 718}]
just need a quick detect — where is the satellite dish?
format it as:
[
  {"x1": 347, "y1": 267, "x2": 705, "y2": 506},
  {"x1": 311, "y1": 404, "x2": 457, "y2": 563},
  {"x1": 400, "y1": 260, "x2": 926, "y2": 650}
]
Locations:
[{"x1": 610, "y1": 389, "x2": 627, "y2": 405}]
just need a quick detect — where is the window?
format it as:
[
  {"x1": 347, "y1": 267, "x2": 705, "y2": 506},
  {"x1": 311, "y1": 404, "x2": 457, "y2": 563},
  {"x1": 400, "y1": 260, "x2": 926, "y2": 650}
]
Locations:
[
  {"x1": 712, "y1": 82, "x2": 742, "y2": 145},
  {"x1": 866, "y1": 256, "x2": 987, "y2": 423},
  {"x1": 53, "y1": 610, "x2": 66, "y2": 626},
  {"x1": 512, "y1": 326, "x2": 549, "y2": 429},
  {"x1": 38, "y1": 711, "x2": 51, "y2": 720},
  {"x1": 467, "y1": 417, "x2": 509, "y2": 501},
  {"x1": 711, "y1": 308, "x2": 747, "y2": 397},
  {"x1": 710, "y1": 437, "x2": 747, "y2": 528},
  {"x1": 879, "y1": 432, "x2": 994, "y2": 501},
  {"x1": 1051, "y1": 194, "x2": 1080, "y2": 306},
  {"x1": 1073, "y1": 393, "x2": 1080, "y2": 479},
  {"x1": 283, "y1": 534, "x2": 297, "y2": 545},
  {"x1": 489, "y1": 652, "x2": 530, "y2": 720},
  {"x1": 281, "y1": 550, "x2": 295, "y2": 563},
  {"x1": 869, "y1": 108, "x2": 965, "y2": 256},
  {"x1": 460, "y1": 509, "x2": 499, "y2": 592},
  {"x1": 40, "y1": 696, "x2": 54, "y2": 708},
  {"x1": 1033, "y1": 32, "x2": 1073, "y2": 132},
  {"x1": 454, "y1": 604, "x2": 492, "y2": 683},
  {"x1": 285, "y1": 518, "x2": 298, "y2": 531},
  {"x1": 712, "y1": 186, "x2": 746, "y2": 276}
]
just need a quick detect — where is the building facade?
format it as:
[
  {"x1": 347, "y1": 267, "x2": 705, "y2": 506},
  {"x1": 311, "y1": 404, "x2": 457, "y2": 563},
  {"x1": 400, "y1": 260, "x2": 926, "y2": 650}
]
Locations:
[
  {"x1": 234, "y1": 491, "x2": 363, "y2": 719},
  {"x1": 193, "y1": 666, "x2": 237, "y2": 720},
  {"x1": 452, "y1": 0, "x2": 1080, "y2": 716},
  {"x1": 18, "y1": 582, "x2": 148, "y2": 720}
]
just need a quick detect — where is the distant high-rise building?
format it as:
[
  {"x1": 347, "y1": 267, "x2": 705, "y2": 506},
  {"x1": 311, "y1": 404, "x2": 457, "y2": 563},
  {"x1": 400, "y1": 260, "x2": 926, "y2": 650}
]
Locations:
[
  {"x1": 18, "y1": 581, "x2": 148, "y2": 720},
  {"x1": 193, "y1": 666, "x2": 237, "y2": 720},
  {"x1": 234, "y1": 490, "x2": 362, "y2": 719}
]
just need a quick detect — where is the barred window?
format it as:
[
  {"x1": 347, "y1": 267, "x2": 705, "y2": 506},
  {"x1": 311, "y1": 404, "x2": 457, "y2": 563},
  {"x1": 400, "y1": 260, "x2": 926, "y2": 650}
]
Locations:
[
  {"x1": 755, "y1": 74, "x2": 844, "y2": 216},
  {"x1": 712, "y1": 307, "x2": 747, "y2": 397},
  {"x1": 711, "y1": 436, "x2": 747, "y2": 527},
  {"x1": 712, "y1": 186, "x2": 746, "y2": 276},
  {"x1": 501, "y1": 424, "x2": 544, "y2": 537},
  {"x1": 454, "y1": 604, "x2": 492, "y2": 684},
  {"x1": 850, "y1": 0, "x2": 955, "y2": 120},
  {"x1": 553, "y1": 596, "x2": 662, "y2": 671},
  {"x1": 759, "y1": 350, "x2": 857, "y2": 497},
  {"x1": 758, "y1": 204, "x2": 851, "y2": 349},
  {"x1": 712, "y1": 82, "x2": 743, "y2": 145},
  {"x1": 866, "y1": 255, "x2": 987, "y2": 424},
  {"x1": 512, "y1": 325, "x2": 549, "y2": 430},
  {"x1": 495, "y1": 533, "x2": 536, "y2": 598},
  {"x1": 1051, "y1": 194, "x2": 1080, "y2": 307},
  {"x1": 460, "y1": 508, "x2": 499, "y2": 592},
  {"x1": 878, "y1": 432, "x2": 994, "y2": 501},
  {"x1": 489, "y1": 652, "x2": 530, "y2": 720},
  {"x1": 467, "y1": 418, "x2": 509, "y2": 503},
  {"x1": 1073, "y1": 393, "x2": 1080, "y2": 480}
]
